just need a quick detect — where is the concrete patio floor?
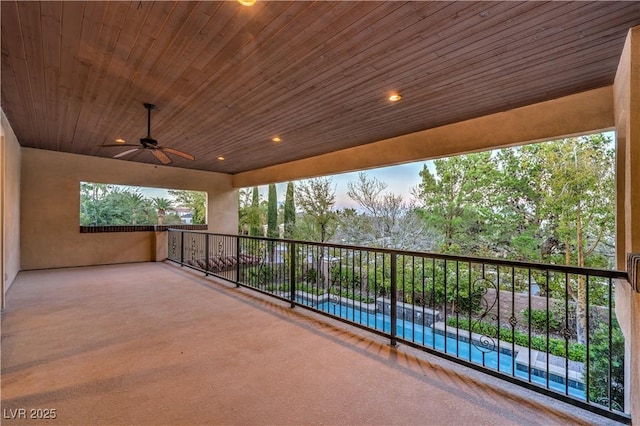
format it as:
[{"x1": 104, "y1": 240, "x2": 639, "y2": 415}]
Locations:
[{"x1": 1, "y1": 262, "x2": 623, "y2": 425}]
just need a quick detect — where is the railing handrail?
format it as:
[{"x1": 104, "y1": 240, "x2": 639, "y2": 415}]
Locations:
[{"x1": 167, "y1": 229, "x2": 628, "y2": 279}]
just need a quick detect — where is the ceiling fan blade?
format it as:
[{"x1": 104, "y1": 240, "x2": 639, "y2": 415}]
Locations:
[
  {"x1": 100, "y1": 143, "x2": 140, "y2": 147},
  {"x1": 160, "y1": 147, "x2": 195, "y2": 161},
  {"x1": 113, "y1": 148, "x2": 141, "y2": 158},
  {"x1": 151, "y1": 148, "x2": 172, "y2": 165}
]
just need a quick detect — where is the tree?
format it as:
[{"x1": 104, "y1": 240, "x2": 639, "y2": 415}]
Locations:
[
  {"x1": 414, "y1": 152, "x2": 497, "y2": 254},
  {"x1": 81, "y1": 183, "x2": 115, "y2": 226},
  {"x1": 152, "y1": 197, "x2": 173, "y2": 225},
  {"x1": 296, "y1": 177, "x2": 337, "y2": 243},
  {"x1": 238, "y1": 188, "x2": 253, "y2": 234},
  {"x1": 343, "y1": 172, "x2": 428, "y2": 249},
  {"x1": 537, "y1": 135, "x2": 615, "y2": 343},
  {"x1": 346, "y1": 172, "x2": 387, "y2": 217},
  {"x1": 492, "y1": 146, "x2": 546, "y2": 261},
  {"x1": 335, "y1": 208, "x2": 371, "y2": 245},
  {"x1": 249, "y1": 187, "x2": 262, "y2": 236},
  {"x1": 124, "y1": 191, "x2": 146, "y2": 225},
  {"x1": 80, "y1": 183, "x2": 157, "y2": 226},
  {"x1": 296, "y1": 177, "x2": 337, "y2": 289},
  {"x1": 169, "y1": 190, "x2": 206, "y2": 224},
  {"x1": 267, "y1": 184, "x2": 278, "y2": 238},
  {"x1": 283, "y1": 182, "x2": 296, "y2": 239}
]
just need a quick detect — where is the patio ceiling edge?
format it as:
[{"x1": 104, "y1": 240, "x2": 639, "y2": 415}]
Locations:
[{"x1": 232, "y1": 86, "x2": 614, "y2": 187}]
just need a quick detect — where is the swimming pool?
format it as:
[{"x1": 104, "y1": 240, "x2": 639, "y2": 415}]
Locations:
[{"x1": 309, "y1": 299, "x2": 586, "y2": 399}]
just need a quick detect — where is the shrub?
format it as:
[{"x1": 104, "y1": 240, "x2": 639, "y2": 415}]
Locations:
[
  {"x1": 305, "y1": 268, "x2": 318, "y2": 284},
  {"x1": 422, "y1": 281, "x2": 483, "y2": 315},
  {"x1": 295, "y1": 283, "x2": 324, "y2": 295},
  {"x1": 587, "y1": 320, "x2": 624, "y2": 410},
  {"x1": 445, "y1": 317, "x2": 586, "y2": 362},
  {"x1": 330, "y1": 264, "x2": 362, "y2": 288},
  {"x1": 521, "y1": 308, "x2": 562, "y2": 333},
  {"x1": 328, "y1": 286, "x2": 374, "y2": 303}
]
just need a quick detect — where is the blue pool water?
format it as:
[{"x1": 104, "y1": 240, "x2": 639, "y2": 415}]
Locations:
[{"x1": 310, "y1": 300, "x2": 586, "y2": 399}]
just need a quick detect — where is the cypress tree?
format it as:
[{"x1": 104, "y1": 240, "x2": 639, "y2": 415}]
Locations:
[
  {"x1": 283, "y1": 182, "x2": 296, "y2": 238},
  {"x1": 249, "y1": 186, "x2": 261, "y2": 236},
  {"x1": 267, "y1": 184, "x2": 278, "y2": 238}
]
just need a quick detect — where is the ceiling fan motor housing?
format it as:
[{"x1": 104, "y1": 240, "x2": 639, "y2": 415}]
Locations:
[{"x1": 140, "y1": 137, "x2": 158, "y2": 147}]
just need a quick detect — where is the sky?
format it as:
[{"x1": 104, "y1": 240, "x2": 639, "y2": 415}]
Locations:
[{"x1": 263, "y1": 160, "x2": 432, "y2": 210}]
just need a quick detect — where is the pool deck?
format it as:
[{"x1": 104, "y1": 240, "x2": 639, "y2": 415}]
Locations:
[{"x1": 1, "y1": 262, "x2": 623, "y2": 425}]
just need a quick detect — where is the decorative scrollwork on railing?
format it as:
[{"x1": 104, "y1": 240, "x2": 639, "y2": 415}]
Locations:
[
  {"x1": 190, "y1": 237, "x2": 198, "y2": 263},
  {"x1": 251, "y1": 254, "x2": 269, "y2": 287},
  {"x1": 471, "y1": 276, "x2": 498, "y2": 353},
  {"x1": 328, "y1": 287, "x2": 339, "y2": 305},
  {"x1": 218, "y1": 241, "x2": 224, "y2": 256},
  {"x1": 171, "y1": 235, "x2": 177, "y2": 258}
]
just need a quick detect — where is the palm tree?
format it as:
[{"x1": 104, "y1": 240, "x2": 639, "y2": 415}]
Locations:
[
  {"x1": 125, "y1": 191, "x2": 146, "y2": 225},
  {"x1": 152, "y1": 197, "x2": 173, "y2": 225}
]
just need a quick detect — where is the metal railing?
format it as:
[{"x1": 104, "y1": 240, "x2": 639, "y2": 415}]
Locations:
[{"x1": 167, "y1": 229, "x2": 630, "y2": 423}]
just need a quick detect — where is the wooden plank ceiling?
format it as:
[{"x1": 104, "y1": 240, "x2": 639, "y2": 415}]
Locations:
[{"x1": 2, "y1": 1, "x2": 639, "y2": 174}]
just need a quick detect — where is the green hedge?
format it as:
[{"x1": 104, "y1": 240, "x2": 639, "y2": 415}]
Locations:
[
  {"x1": 521, "y1": 308, "x2": 562, "y2": 333},
  {"x1": 329, "y1": 287, "x2": 375, "y2": 303},
  {"x1": 265, "y1": 283, "x2": 327, "y2": 295},
  {"x1": 446, "y1": 317, "x2": 586, "y2": 362}
]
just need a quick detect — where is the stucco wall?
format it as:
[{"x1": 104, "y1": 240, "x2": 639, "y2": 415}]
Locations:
[
  {"x1": 615, "y1": 27, "x2": 640, "y2": 263},
  {"x1": 614, "y1": 26, "x2": 640, "y2": 419},
  {"x1": 1, "y1": 109, "x2": 22, "y2": 300},
  {"x1": 616, "y1": 281, "x2": 640, "y2": 417},
  {"x1": 21, "y1": 148, "x2": 237, "y2": 270},
  {"x1": 233, "y1": 87, "x2": 614, "y2": 187}
]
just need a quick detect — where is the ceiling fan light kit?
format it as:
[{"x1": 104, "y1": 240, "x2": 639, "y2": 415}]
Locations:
[{"x1": 100, "y1": 103, "x2": 195, "y2": 165}]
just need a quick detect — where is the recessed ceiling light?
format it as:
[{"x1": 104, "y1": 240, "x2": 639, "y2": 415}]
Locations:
[
  {"x1": 272, "y1": 136, "x2": 281, "y2": 143},
  {"x1": 238, "y1": 0, "x2": 256, "y2": 6},
  {"x1": 388, "y1": 93, "x2": 402, "y2": 102},
  {"x1": 218, "y1": 156, "x2": 225, "y2": 161},
  {"x1": 115, "y1": 138, "x2": 125, "y2": 143}
]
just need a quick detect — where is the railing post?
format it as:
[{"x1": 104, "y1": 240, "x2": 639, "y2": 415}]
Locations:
[
  {"x1": 204, "y1": 234, "x2": 209, "y2": 276},
  {"x1": 390, "y1": 252, "x2": 398, "y2": 347},
  {"x1": 290, "y1": 241, "x2": 296, "y2": 308},
  {"x1": 180, "y1": 231, "x2": 184, "y2": 266},
  {"x1": 236, "y1": 235, "x2": 241, "y2": 287}
]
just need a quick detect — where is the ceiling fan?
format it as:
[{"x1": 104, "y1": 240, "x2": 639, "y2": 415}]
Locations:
[{"x1": 101, "y1": 103, "x2": 195, "y2": 165}]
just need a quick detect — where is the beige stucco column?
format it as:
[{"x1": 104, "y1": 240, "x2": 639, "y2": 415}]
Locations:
[
  {"x1": 614, "y1": 26, "x2": 640, "y2": 418},
  {"x1": 154, "y1": 231, "x2": 169, "y2": 262},
  {"x1": 615, "y1": 26, "x2": 640, "y2": 266},
  {"x1": 615, "y1": 273, "x2": 639, "y2": 417}
]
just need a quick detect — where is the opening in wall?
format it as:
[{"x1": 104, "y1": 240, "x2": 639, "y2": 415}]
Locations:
[{"x1": 80, "y1": 182, "x2": 207, "y2": 231}]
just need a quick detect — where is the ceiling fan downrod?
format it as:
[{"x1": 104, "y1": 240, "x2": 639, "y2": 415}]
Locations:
[{"x1": 141, "y1": 103, "x2": 157, "y2": 147}]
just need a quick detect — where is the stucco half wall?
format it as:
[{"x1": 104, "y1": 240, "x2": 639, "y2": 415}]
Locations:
[
  {"x1": 1, "y1": 108, "x2": 22, "y2": 305},
  {"x1": 21, "y1": 148, "x2": 237, "y2": 270}
]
